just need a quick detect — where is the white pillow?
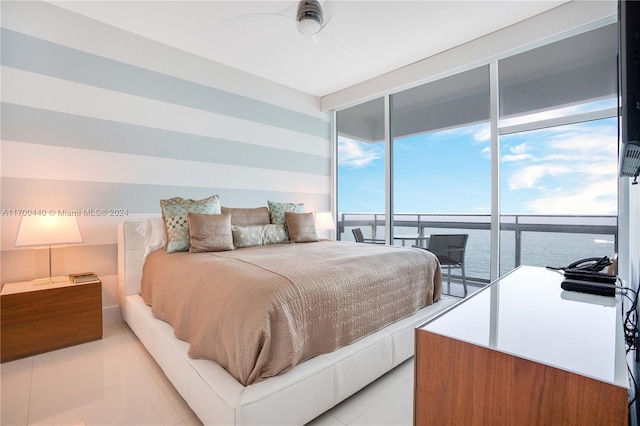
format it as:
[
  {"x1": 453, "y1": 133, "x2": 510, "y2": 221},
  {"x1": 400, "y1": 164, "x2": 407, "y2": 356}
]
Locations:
[{"x1": 136, "y1": 217, "x2": 167, "y2": 259}]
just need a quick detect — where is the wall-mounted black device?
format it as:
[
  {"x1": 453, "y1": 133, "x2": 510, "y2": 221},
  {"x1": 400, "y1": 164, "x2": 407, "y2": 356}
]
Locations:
[{"x1": 620, "y1": 0, "x2": 640, "y2": 179}]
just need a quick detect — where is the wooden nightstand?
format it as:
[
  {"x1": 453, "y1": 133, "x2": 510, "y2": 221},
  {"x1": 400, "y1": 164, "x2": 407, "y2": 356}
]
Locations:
[{"x1": 0, "y1": 278, "x2": 103, "y2": 362}]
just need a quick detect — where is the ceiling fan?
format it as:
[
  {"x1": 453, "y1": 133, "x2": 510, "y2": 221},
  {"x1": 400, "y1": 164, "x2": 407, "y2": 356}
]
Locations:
[
  {"x1": 223, "y1": 0, "x2": 342, "y2": 37},
  {"x1": 296, "y1": 0, "x2": 326, "y2": 35},
  {"x1": 222, "y1": 0, "x2": 350, "y2": 56}
]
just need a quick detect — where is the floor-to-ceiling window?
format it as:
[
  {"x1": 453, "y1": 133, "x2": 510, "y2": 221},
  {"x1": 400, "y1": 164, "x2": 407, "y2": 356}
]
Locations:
[
  {"x1": 498, "y1": 24, "x2": 619, "y2": 276},
  {"x1": 336, "y1": 97, "x2": 386, "y2": 242},
  {"x1": 335, "y1": 22, "x2": 618, "y2": 285},
  {"x1": 391, "y1": 66, "x2": 492, "y2": 281}
]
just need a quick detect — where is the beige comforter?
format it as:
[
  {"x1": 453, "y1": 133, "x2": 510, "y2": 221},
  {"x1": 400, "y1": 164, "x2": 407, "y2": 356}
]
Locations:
[{"x1": 141, "y1": 241, "x2": 441, "y2": 385}]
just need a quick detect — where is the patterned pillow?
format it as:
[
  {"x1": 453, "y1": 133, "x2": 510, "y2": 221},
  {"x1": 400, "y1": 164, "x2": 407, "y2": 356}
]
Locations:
[
  {"x1": 160, "y1": 195, "x2": 221, "y2": 253},
  {"x1": 262, "y1": 224, "x2": 288, "y2": 245},
  {"x1": 232, "y1": 224, "x2": 288, "y2": 248},
  {"x1": 188, "y1": 212, "x2": 234, "y2": 252},
  {"x1": 267, "y1": 200, "x2": 305, "y2": 225},
  {"x1": 285, "y1": 212, "x2": 319, "y2": 243}
]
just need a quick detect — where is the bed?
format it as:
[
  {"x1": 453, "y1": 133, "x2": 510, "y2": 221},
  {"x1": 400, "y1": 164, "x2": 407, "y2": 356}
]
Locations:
[{"x1": 117, "y1": 220, "x2": 444, "y2": 425}]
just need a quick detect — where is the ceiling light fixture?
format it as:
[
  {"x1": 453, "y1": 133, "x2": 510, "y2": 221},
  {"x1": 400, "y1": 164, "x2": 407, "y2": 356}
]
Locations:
[{"x1": 296, "y1": 0, "x2": 323, "y2": 36}]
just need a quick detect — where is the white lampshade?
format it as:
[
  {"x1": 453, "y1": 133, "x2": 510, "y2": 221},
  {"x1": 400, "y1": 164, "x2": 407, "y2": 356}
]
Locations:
[
  {"x1": 15, "y1": 214, "x2": 83, "y2": 285},
  {"x1": 15, "y1": 215, "x2": 83, "y2": 247},
  {"x1": 315, "y1": 212, "x2": 335, "y2": 231}
]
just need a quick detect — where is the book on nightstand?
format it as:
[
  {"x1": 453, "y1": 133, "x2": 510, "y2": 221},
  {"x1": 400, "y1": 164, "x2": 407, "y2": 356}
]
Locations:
[{"x1": 69, "y1": 272, "x2": 100, "y2": 284}]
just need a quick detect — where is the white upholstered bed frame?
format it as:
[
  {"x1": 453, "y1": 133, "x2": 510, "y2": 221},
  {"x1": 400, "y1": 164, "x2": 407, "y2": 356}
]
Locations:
[{"x1": 117, "y1": 221, "x2": 448, "y2": 425}]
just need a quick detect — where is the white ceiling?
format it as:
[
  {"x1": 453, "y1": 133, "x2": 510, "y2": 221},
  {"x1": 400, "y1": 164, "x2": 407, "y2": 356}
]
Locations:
[{"x1": 51, "y1": 0, "x2": 570, "y2": 98}]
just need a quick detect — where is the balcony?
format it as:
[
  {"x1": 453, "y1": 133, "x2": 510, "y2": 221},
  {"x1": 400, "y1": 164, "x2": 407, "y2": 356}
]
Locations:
[{"x1": 338, "y1": 213, "x2": 618, "y2": 296}]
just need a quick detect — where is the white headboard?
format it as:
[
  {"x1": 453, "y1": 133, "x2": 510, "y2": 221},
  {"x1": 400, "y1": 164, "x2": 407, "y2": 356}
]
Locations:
[{"x1": 117, "y1": 222, "x2": 145, "y2": 322}]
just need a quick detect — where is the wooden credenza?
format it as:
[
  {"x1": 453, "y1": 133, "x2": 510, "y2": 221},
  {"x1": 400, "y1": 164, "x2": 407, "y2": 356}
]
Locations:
[
  {"x1": 414, "y1": 266, "x2": 629, "y2": 425},
  {"x1": 1, "y1": 278, "x2": 102, "y2": 362}
]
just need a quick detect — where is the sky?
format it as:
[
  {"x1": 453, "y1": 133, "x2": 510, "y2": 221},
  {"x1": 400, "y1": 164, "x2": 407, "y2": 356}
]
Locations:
[{"x1": 337, "y1": 115, "x2": 619, "y2": 216}]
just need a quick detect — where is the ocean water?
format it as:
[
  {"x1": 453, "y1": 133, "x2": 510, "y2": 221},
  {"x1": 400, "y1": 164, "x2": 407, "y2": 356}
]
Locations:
[{"x1": 342, "y1": 227, "x2": 616, "y2": 282}]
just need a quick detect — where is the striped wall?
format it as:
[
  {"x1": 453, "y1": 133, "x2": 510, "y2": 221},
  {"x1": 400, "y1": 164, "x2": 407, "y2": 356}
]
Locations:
[{"x1": 0, "y1": 1, "x2": 331, "y2": 319}]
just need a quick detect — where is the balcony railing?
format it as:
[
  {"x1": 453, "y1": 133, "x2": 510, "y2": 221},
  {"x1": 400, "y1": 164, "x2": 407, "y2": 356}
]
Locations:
[{"x1": 338, "y1": 213, "x2": 618, "y2": 283}]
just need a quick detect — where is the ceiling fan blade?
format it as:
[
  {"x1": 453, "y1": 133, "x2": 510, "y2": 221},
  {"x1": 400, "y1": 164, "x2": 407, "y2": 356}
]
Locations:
[
  {"x1": 222, "y1": 2, "x2": 298, "y2": 26},
  {"x1": 222, "y1": 0, "x2": 344, "y2": 40},
  {"x1": 319, "y1": 0, "x2": 343, "y2": 30},
  {"x1": 312, "y1": 30, "x2": 351, "y2": 57},
  {"x1": 222, "y1": 13, "x2": 288, "y2": 26}
]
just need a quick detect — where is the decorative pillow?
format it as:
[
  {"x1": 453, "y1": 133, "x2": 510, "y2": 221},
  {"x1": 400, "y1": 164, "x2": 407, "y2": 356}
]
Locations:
[
  {"x1": 160, "y1": 195, "x2": 221, "y2": 253},
  {"x1": 285, "y1": 212, "x2": 319, "y2": 243},
  {"x1": 135, "y1": 217, "x2": 167, "y2": 259},
  {"x1": 232, "y1": 224, "x2": 288, "y2": 248},
  {"x1": 188, "y1": 212, "x2": 234, "y2": 253},
  {"x1": 221, "y1": 206, "x2": 270, "y2": 226},
  {"x1": 164, "y1": 215, "x2": 191, "y2": 253},
  {"x1": 267, "y1": 200, "x2": 305, "y2": 225}
]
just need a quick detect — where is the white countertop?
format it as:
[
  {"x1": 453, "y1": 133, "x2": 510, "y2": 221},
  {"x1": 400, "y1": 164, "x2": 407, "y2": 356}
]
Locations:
[{"x1": 421, "y1": 265, "x2": 628, "y2": 388}]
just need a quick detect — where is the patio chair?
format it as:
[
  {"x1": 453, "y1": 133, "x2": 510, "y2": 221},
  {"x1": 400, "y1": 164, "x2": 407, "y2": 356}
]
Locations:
[
  {"x1": 352, "y1": 228, "x2": 384, "y2": 244},
  {"x1": 427, "y1": 234, "x2": 469, "y2": 296}
]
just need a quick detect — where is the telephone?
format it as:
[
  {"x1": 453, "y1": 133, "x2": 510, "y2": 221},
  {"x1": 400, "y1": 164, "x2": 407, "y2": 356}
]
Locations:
[
  {"x1": 563, "y1": 255, "x2": 616, "y2": 283},
  {"x1": 565, "y1": 256, "x2": 613, "y2": 273},
  {"x1": 549, "y1": 255, "x2": 618, "y2": 297}
]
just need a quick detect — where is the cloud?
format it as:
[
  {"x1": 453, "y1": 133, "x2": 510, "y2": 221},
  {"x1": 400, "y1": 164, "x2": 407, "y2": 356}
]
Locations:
[
  {"x1": 481, "y1": 146, "x2": 491, "y2": 159},
  {"x1": 524, "y1": 178, "x2": 618, "y2": 215},
  {"x1": 502, "y1": 143, "x2": 534, "y2": 162},
  {"x1": 436, "y1": 123, "x2": 491, "y2": 144},
  {"x1": 508, "y1": 164, "x2": 572, "y2": 189},
  {"x1": 504, "y1": 121, "x2": 618, "y2": 187},
  {"x1": 472, "y1": 126, "x2": 491, "y2": 143},
  {"x1": 338, "y1": 137, "x2": 383, "y2": 168},
  {"x1": 511, "y1": 143, "x2": 528, "y2": 154},
  {"x1": 548, "y1": 127, "x2": 618, "y2": 155},
  {"x1": 503, "y1": 154, "x2": 534, "y2": 162},
  {"x1": 502, "y1": 118, "x2": 619, "y2": 214}
]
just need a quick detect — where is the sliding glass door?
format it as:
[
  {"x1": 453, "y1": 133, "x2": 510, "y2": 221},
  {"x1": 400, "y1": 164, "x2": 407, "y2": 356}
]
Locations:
[
  {"x1": 391, "y1": 66, "x2": 492, "y2": 284},
  {"x1": 336, "y1": 97, "x2": 386, "y2": 242}
]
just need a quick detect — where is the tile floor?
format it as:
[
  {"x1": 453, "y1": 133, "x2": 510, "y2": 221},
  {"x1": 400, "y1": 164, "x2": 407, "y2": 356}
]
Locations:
[{"x1": 1, "y1": 294, "x2": 464, "y2": 426}]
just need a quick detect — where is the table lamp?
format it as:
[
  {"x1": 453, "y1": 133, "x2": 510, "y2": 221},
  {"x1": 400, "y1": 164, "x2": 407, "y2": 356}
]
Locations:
[
  {"x1": 15, "y1": 214, "x2": 83, "y2": 284},
  {"x1": 314, "y1": 212, "x2": 335, "y2": 240}
]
